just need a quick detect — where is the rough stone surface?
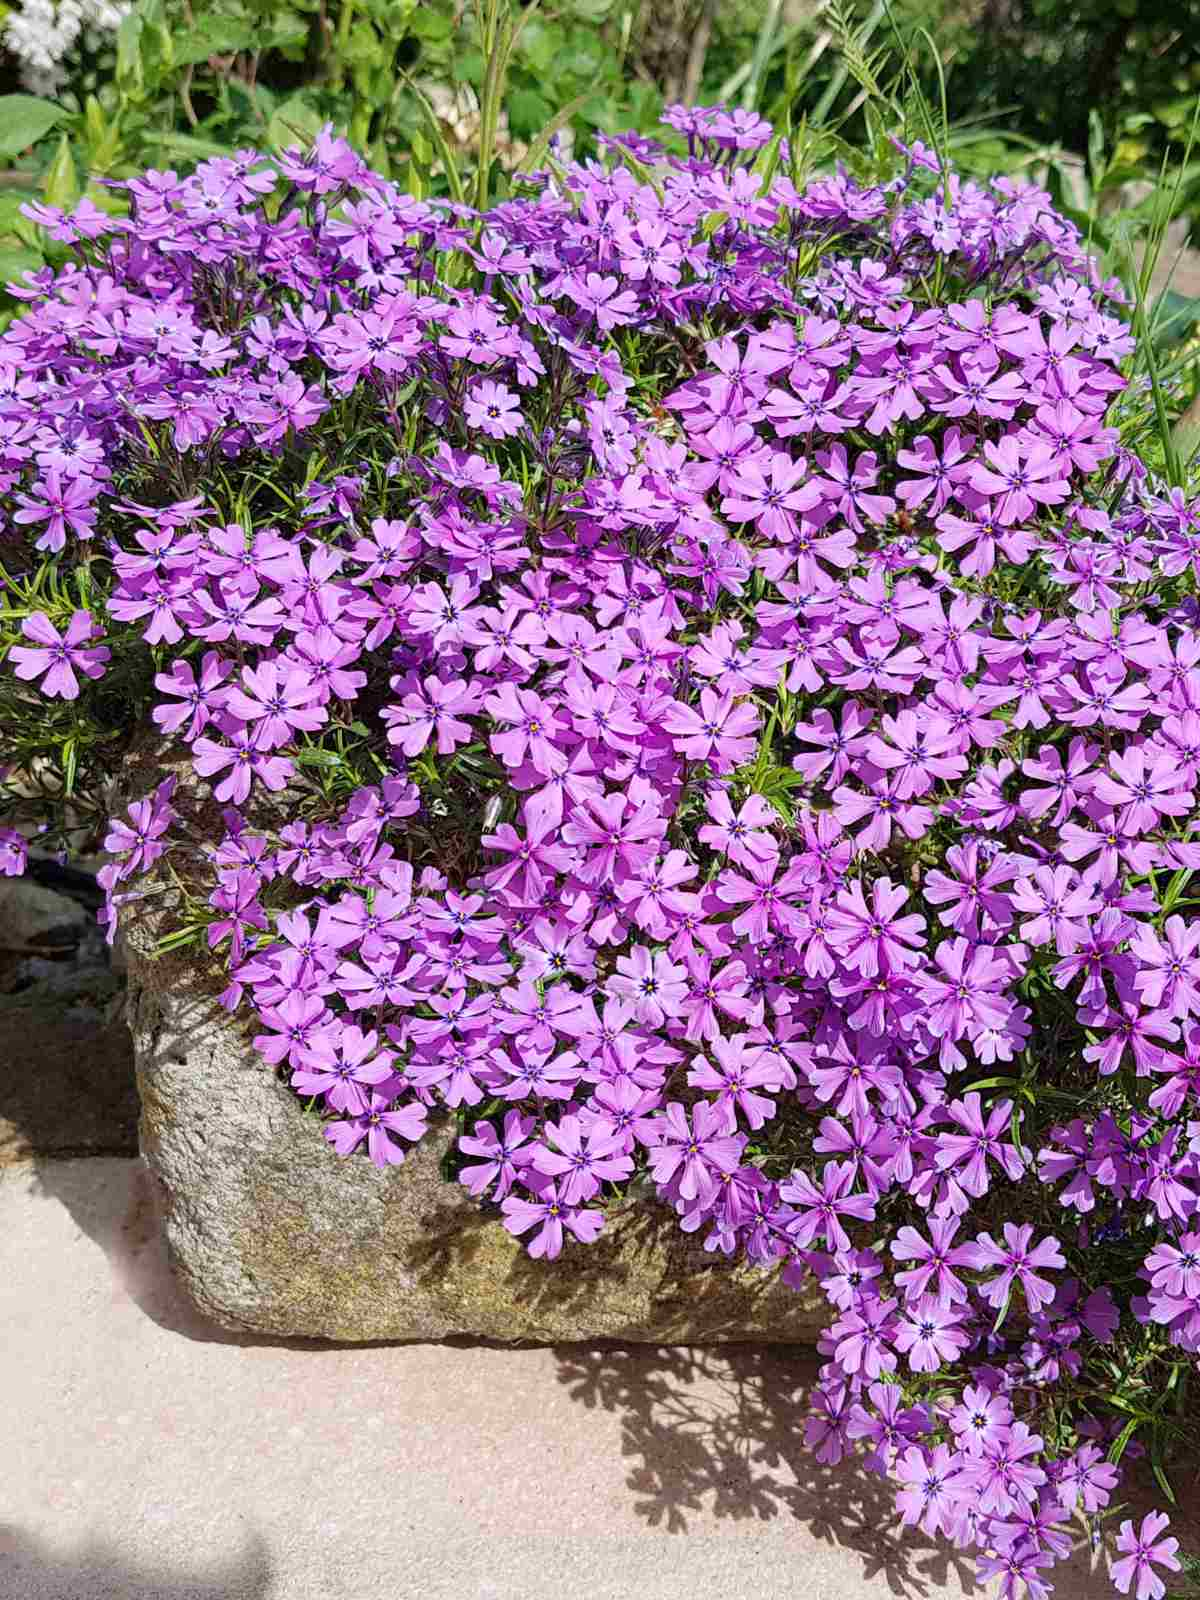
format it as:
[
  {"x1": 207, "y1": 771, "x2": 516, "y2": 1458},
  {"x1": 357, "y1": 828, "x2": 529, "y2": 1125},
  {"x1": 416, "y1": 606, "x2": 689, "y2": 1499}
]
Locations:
[
  {"x1": 0, "y1": 977, "x2": 137, "y2": 1166},
  {"x1": 0, "y1": 876, "x2": 89, "y2": 947},
  {"x1": 124, "y1": 915, "x2": 828, "y2": 1346}
]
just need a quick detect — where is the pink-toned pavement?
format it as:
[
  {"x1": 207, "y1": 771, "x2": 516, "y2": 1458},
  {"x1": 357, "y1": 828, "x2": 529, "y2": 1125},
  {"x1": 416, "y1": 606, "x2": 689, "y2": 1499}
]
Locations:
[{"x1": 1, "y1": 1157, "x2": 1194, "y2": 1600}]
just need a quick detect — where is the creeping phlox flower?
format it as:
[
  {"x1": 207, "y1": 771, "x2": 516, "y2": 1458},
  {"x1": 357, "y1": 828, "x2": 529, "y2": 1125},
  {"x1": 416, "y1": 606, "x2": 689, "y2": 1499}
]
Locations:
[
  {"x1": 2, "y1": 103, "x2": 1197, "y2": 1597},
  {"x1": 9, "y1": 610, "x2": 110, "y2": 700}
]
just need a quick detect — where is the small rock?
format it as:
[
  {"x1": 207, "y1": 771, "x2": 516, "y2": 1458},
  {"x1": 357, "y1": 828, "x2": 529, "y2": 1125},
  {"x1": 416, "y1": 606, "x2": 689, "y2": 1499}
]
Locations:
[
  {"x1": 0, "y1": 877, "x2": 89, "y2": 949},
  {"x1": 0, "y1": 978, "x2": 138, "y2": 1165}
]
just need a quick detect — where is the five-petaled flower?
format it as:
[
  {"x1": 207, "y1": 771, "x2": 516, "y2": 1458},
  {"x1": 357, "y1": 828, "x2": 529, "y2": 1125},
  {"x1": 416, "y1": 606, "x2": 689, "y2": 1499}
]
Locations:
[{"x1": 9, "y1": 610, "x2": 109, "y2": 700}]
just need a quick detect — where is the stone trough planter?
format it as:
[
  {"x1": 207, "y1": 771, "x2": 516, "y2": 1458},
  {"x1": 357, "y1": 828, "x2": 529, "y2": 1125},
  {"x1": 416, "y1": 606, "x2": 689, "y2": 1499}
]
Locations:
[{"x1": 123, "y1": 907, "x2": 828, "y2": 1345}]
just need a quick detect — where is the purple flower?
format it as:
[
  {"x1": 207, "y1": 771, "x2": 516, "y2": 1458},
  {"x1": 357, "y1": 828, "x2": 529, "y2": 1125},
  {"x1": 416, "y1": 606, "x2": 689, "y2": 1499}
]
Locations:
[
  {"x1": 12, "y1": 467, "x2": 99, "y2": 550},
  {"x1": 464, "y1": 379, "x2": 523, "y2": 440},
  {"x1": 696, "y1": 789, "x2": 779, "y2": 867},
  {"x1": 482, "y1": 800, "x2": 576, "y2": 901},
  {"x1": 965, "y1": 1223, "x2": 1066, "y2": 1314},
  {"x1": 721, "y1": 450, "x2": 822, "y2": 539},
  {"x1": 151, "y1": 652, "x2": 232, "y2": 738},
  {"x1": 1093, "y1": 745, "x2": 1193, "y2": 834},
  {"x1": 1145, "y1": 1229, "x2": 1200, "y2": 1301},
  {"x1": 645, "y1": 1100, "x2": 744, "y2": 1204},
  {"x1": 825, "y1": 877, "x2": 925, "y2": 977},
  {"x1": 5, "y1": 116, "x2": 1199, "y2": 1574},
  {"x1": 780, "y1": 1160, "x2": 876, "y2": 1252},
  {"x1": 606, "y1": 945, "x2": 688, "y2": 1027},
  {"x1": 890, "y1": 1216, "x2": 975, "y2": 1306},
  {"x1": 917, "y1": 937, "x2": 1011, "y2": 1049},
  {"x1": 831, "y1": 1294, "x2": 899, "y2": 1379},
  {"x1": 324, "y1": 1091, "x2": 429, "y2": 1168},
  {"x1": 970, "y1": 436, "x2": 1069, "y2": 523},
  {"x1": 192, "y1": 725, "x2": 294, "y2": 805},
  {"x1": 458, "y1": 1110, "x2": 536, "y2": 1200},
  {"x1": 1130, "y1": 915, "x2": 1200, "y2": 1020},
  {"x1": 660, "y1": 687, "x2": 760, "y2": 770},
  {"x1": 290, "y1": 1025, "x2": 395, "y2": 1114},
  {"x1": 384, "y1": 673, "x2": 484, "y2": 757},
  {"x1": 484, "y1": 683, "x2": 568, "y2": 776},
  {"x1": 959, "y1": 1420, "x2": 1046, "y2": 1514},
  {"x1": 975, "y1": 1541, "x2": 1055, "y2": 1600},
  {"x1": 529, "y1": 1113, "x2": 634, "y2": 1203},
  {"x1": 845, "y1": 1380, "x2": 928, "y2": 1474},
  {"x1": 687, "y1": 1033, "x2": 784, "y2": 1129},
  {"x1": 932, "y1": 1092, "x2": 1024, "y2": 1196},
  {"x1": 893, "y1": 1294, "x2": 969, "y2": 1372},
  {"x1": 677, "y1": 952, "x2": 752, "y2": 1044},
  {"x1": 712, "y1": 853, "x2": 809, "y2": 943},
  {"x1": 1055, "y1": 1442, "x2": 1118, "y2": 1514},
  {"x1": 0, "y1": 827, "x2": 28, "y2": 876},
  {"x1": 9, "y1": 611, "x2": 109, "y2": 700},
  {"x1": 1110, "y1": 1512, "x2": 1181, "y2": 1600},
  {"x1": 948, "y1": 1383, "x2": 1013, "y2": 1457},
  {"x1": 102, "y1": 776, "x2": 176, "y2": 874},
  {"x1": 500, "y1": 1177, "x2": 604, "y2": 1258},
  {"x1": 894, "y1": 1443, "x2": 965, "y2": 1536},
  {"x1": 224, "y1": 660, "x2": 328, "y2": 748}
]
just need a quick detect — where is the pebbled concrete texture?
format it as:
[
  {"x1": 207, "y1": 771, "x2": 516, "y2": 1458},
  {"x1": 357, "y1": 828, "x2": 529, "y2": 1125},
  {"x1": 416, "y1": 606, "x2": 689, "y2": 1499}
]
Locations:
[{"x1": 3, "y1": 1156, "x2": 1198, "y2": 1600}]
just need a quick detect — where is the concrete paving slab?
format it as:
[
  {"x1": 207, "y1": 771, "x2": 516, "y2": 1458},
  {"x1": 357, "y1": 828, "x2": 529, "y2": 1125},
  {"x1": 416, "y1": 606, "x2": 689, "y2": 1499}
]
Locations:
[{"x1": 1, "y1": 1158, "x2": 1196, "y2": 1600}]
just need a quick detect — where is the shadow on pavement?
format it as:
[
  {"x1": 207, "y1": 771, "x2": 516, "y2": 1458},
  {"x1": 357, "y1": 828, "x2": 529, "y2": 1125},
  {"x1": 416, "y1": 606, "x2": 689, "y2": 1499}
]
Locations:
[
  {"x1": 553, "y1": 1343, "x2": 977, "y2": 1598},
  {"x1": 0, "y1": 1523, "x2": 274, "y2": 1600},
  {"x1": 552, "y1": 1343, "x2": 1200, "y2": 1600}
]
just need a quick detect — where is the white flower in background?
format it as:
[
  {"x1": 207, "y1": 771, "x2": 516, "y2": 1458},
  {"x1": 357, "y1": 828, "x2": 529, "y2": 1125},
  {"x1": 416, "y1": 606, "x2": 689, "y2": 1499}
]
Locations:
[{"x1": 5, "y1": 0, "x2": 129, "y2": 95}]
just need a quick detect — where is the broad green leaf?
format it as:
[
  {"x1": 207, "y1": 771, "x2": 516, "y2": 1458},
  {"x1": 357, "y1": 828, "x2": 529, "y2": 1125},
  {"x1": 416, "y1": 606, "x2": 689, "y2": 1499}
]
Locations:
[
  {"x1": 409, "y1": 5, "x2": 453, "y2": 42},
  {"x1": 0, "y1": 95, "x2": 66, "y2": 160},
  {"x1": 171, "y1": 16, "x2": 259, "y2": 66},
  {"x1": 362, "y1": 0, "x2": 415, "y2": 26},
  {"x1": 507, "y1": 87, "x2": 552, "y2": 140},
  {"x1": 345, "y1": 18, "x2": 387, "y2": 70},
  {"x1": 264, "y1": 14, "x2": 309, "y2": 52},
  {"x1": 0, "y1": 190, "x2": 38, "y2": 231}
]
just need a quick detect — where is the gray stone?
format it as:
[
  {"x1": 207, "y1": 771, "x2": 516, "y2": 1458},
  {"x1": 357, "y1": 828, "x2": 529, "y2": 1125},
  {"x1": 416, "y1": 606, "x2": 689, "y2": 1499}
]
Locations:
[
  {"x1": 0, "y1": 974, "x2": 137, "y2": 1166},
  {"x1": 123, "y1": 906, "x2": 828, "y2": 1347},
  {"x1": 0, "y1": 877, "x2": 88, "y2": 948}
]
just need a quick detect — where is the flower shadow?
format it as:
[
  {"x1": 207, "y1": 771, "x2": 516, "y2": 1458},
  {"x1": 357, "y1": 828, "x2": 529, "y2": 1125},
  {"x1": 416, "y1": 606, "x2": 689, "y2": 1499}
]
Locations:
[
  {"x1": 553, "y1": 1343, "x2": 1200, "y2": 1599},
  {"x1": 552, "y1": 1343, "x2": 977, "y2": 1597}
]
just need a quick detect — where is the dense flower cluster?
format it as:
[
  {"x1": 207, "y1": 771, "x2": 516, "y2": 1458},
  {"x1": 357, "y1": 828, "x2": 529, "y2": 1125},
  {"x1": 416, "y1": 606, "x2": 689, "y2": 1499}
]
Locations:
[{"x1": 2, "y1": 105, "x2": 1198, "y2": 1597}]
